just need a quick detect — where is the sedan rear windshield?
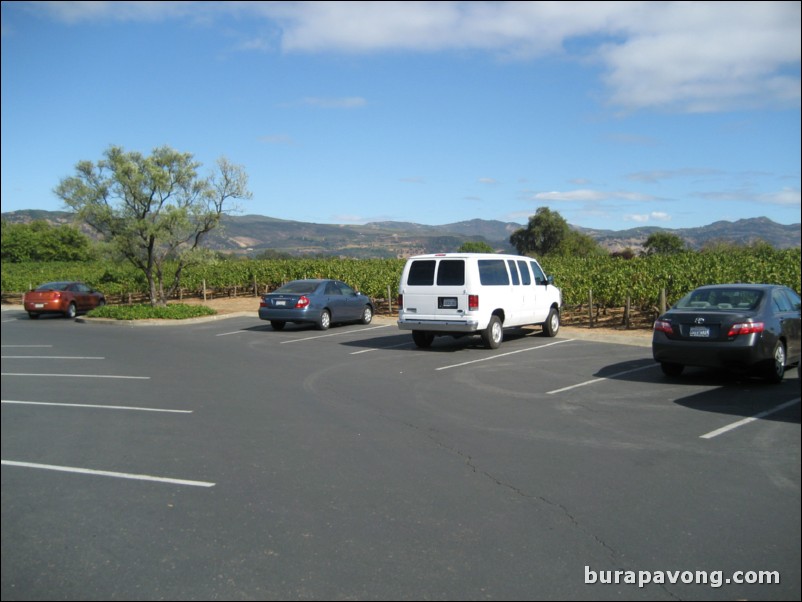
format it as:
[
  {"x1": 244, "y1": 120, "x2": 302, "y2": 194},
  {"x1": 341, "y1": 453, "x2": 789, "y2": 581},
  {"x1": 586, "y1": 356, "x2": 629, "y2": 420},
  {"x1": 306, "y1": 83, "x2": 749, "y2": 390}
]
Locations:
[
  {"x1": 35, "y1": 282, "x2": 70, "y2": 291},
  {"x1": 275, "y1": 281, "x2": 320, "y2": 294},
  {"x1": 675, "y1": 288, "x2": 764, "y2": 310}
]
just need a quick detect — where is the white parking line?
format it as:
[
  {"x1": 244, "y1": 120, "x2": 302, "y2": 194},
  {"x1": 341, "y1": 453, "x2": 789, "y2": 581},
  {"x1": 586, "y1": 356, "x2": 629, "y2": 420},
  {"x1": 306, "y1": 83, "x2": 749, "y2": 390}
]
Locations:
[
  {"x1": 700, "y1": 398, "x2": 801, "y2": 439},
  {"x1": 1, "y1": 460, "x2": 215, "y2": 488},
  {"x1": 547, "y1": 364, "x2": 656, "y2": 394},
  {"x1": 280, "y1": 324, "x2": 391, "y2": 344},
  {"x1": 350, "y1": 342, "x2": 410, "y2": 355},
  {"x1": 436, "y1": 339, "x2": 574, "y2": 371},
  {"x1": 1, "y1": 373, "x2": 150, "y2": 379},
  {"x1": 1, "y1": 356, "x2": 105, "y2": 360},
  {"x1": 1, "y1": 345, "x2": 54, "y2": 348},
  {"x1": 2, "y1": 400, "x2": 191, "y2": 413}
]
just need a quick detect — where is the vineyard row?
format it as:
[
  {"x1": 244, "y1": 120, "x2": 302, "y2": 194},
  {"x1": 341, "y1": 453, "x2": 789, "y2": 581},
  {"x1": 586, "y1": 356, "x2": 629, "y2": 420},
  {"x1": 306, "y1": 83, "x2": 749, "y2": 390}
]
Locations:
[{"x1": 2, "y1": 248, "x2": 799, "y2": 309}]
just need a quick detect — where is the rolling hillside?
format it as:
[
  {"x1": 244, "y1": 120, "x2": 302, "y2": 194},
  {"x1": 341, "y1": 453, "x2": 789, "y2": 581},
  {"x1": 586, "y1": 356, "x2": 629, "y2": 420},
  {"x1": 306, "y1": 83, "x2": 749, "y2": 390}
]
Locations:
[{"x1": 2, "y1": 210, "x2": 799, "y2": 258}]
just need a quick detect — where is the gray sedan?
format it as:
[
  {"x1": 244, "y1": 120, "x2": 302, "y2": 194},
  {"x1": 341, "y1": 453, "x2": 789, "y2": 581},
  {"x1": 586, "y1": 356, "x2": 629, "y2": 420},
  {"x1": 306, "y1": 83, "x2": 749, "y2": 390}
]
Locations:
[
  {"x1": 258, "y1": 279, "x2": 374, "y2": 331},
  {"x1": 652, "y1": 283, "x2": 801, "y2": 383}
]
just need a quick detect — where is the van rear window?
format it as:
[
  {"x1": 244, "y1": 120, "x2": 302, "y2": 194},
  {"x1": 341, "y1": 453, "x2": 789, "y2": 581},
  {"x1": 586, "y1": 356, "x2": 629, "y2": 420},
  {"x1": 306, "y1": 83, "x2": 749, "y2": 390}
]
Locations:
[
  {"x1": 437, "y1": 260, "x2": 465, "y2": 286},
  {"x1": 478, "y1": 260, "x2": 510, "y2": 285},
  {"x1": 407, "y1": 260, "x2": 436, "y2": 285}
]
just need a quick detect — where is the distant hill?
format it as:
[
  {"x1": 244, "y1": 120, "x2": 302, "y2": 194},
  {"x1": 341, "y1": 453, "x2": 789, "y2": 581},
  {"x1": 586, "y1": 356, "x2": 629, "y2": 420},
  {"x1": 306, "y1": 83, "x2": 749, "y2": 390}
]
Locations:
[{"x1": 2, "y1": 210, "x2": 799, "y2": 258}]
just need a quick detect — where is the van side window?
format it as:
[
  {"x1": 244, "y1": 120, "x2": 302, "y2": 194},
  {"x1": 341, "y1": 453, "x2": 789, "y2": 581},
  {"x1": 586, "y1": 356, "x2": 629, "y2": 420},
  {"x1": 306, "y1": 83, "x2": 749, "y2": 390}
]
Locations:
[
  {"x1": 478, "y1": 260, "x2": 510, "y2": 286},
  {"x1": 437, "y1": 260, "x2": 465, "y2": 286},
  {"x1": 530, "y1": 261, "x2": 547, "y2": 285},
  {"x1": 517, "y1": 260, "x2": 531, "y2": 285},
  {"x1": 507, "y1": 260, "x2": 520, "y2": 285},
  {"x1": 407, "y1": 260, "x2": 436, "y2": 285}
]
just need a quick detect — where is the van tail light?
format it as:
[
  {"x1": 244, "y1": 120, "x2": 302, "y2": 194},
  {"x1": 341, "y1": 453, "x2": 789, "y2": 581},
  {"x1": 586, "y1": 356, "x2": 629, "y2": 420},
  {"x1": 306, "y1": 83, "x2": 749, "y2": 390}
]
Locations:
[
  {"x1": 296, "y1": 296, "x2": 310, "y2": 309},
  {"x1": 468, "y1": 295, "x2": 479, "y2": 311},
  {"x1": 727, "y1": 322, "x2": 764, "y2": 337},
  {"x1": 397, "y1": 294, "x2": 403, "y2": 310}
]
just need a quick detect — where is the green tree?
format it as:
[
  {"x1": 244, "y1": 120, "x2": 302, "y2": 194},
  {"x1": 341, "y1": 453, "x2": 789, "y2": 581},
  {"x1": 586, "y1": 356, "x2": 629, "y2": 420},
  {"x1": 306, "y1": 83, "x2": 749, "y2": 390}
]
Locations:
[
  {"x1": 643, "y1": 231, "x2": 687, "y2": 255},
  {"x1": 458, "y1": 241, "x2": 496, "y2": 253},
  {"x1": 54, "y1": 145, "x2": 252, "y2": 305},
  {"x1": 510, "y1": 207, "x2": 570, "y2": 256},
  {"x1": 1, "y1": 219, "x2": 97, "y2": 262},
  {"x1": 556, "y1": 230, "x2": 604, "y2": 257}
]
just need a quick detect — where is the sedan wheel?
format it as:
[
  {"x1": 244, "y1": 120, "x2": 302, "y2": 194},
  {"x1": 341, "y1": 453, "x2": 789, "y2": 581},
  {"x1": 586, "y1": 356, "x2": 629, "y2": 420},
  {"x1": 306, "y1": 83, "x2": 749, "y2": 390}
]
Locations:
[
  {"x1": 317, "y1": 309, "x2": 331, "y2": 330},
  {"x1": 65, "y1": 302, "x2": 77, "y2": 319},
  {"x1": 361, "y1": 305, "x2": 373, "y2": 325},
  {"x1": 661, "y1": 362, "x2": 684, "y2": 378},
  {"x1": 762, "y1": 341, "x2": 786, "y2": 384}
]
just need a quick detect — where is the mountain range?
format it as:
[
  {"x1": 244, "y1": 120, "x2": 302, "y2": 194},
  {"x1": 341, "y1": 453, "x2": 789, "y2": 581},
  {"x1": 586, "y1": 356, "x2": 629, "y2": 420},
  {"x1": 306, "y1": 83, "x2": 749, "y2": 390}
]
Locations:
[{"x1": 2, "y1": 210, "x2": 800, "y2": 258}]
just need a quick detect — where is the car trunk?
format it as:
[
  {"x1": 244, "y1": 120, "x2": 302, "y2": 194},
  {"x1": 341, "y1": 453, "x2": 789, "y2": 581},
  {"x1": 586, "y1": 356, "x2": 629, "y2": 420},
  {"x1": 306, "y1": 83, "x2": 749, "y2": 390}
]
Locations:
[{"x1": 669, "y1": 311, "x2": 754, "y2": 341}]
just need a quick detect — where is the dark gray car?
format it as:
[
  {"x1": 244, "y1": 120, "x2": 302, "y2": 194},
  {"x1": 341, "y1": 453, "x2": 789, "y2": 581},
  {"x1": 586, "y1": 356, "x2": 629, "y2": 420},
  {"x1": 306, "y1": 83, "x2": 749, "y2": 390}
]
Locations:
[
  {"x1": 652, "y1": 284, "x2": 801, "y2": 383},
  {"x1": 258, "y1": 279, "x2": 374, "y2": 331}
]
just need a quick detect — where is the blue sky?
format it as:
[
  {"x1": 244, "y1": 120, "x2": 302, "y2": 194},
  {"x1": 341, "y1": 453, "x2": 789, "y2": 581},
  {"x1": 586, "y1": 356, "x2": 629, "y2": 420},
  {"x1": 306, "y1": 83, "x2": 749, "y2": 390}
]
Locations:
[{"x1": 2, "y1": 1, "x2": 800, "y2": 232}]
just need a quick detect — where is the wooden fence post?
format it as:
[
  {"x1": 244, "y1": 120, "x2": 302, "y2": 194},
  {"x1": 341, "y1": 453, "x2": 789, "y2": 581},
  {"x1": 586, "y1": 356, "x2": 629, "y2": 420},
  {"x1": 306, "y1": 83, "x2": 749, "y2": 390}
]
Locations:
[
  {"x1": 624, "y1": 295, "x2": 631, "y2": 329},
  {"x1": 588, "y1": 290, "x2": 594, "y2": 328}
]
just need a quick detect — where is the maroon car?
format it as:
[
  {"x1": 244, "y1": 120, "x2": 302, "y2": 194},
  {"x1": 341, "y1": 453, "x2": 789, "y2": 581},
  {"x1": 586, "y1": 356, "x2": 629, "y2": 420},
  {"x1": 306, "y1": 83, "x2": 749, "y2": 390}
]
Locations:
[{"x1": 23, "y1": 281, "x2": 106, "y2": 319}]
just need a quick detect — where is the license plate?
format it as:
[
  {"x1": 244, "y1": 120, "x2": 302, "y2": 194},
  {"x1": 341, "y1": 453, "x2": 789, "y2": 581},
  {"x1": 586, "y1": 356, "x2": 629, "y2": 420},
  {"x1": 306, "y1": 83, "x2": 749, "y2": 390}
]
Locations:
[
  {"x1": 275, "y1": 300, "x2": 287, "y2": 306},
  {"x1": 35, "y1": 303, "x2": 45, "y2": 309},
  {"x1": 689, "y1": 326, "x2": 710, "y2": 338},
  {"x1": 439, "y1": 297, "x2": 458, "y2": 309}
]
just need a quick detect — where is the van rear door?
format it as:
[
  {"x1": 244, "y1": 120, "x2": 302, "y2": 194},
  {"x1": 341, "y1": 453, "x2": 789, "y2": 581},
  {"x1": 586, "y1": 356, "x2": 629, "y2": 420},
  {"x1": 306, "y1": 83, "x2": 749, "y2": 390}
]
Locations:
[{"x1": 402, "y1": 258, "x2": 467, "y2": 319}]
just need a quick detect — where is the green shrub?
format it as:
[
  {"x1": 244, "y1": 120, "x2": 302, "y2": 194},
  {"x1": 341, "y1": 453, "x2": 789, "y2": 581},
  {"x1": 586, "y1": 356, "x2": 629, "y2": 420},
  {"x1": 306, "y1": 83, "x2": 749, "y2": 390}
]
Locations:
[{"x1": 87, "y1": 304, "x2": 217, "y2": 320}]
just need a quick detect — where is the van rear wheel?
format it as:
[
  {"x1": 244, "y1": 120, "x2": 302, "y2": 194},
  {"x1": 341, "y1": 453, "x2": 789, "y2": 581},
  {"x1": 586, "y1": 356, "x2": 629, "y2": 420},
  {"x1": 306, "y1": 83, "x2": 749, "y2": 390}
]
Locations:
[
  {"x1": 412, "y1": 331, "x2": 434, "y2": 348},
  {"x1": 481, "y1": 316, "x2": 503, "y2": 349}
]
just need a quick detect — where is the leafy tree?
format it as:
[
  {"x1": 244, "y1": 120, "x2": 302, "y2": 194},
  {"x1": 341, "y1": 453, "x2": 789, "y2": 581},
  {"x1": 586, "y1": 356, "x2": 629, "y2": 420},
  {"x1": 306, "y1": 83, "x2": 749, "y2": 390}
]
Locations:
[
  {"x1": 642, "y1": 231, "x2": 687, "y2": 255},
  {"x1": 556, "y1": 230, "x2": 604, "y2": 257},
  {"x1": 54, "y1": 145, "x2": 252, "y2": 305},
  {"x1": 458, "y1": 241, "x2": 496, "y2": 253},
  {"x1": 510, "y1": 207, "x2": 570, "y2": 256},
  {"x1": 1, "y1": 219, "x2": 97, "y2": 262}
]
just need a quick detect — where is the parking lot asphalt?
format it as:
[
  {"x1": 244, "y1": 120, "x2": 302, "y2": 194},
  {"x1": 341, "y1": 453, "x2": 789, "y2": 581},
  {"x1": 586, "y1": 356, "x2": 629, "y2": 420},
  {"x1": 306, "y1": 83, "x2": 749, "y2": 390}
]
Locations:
[{"x1": 2, "y1": 305, "x2": 799, "y2": 601}]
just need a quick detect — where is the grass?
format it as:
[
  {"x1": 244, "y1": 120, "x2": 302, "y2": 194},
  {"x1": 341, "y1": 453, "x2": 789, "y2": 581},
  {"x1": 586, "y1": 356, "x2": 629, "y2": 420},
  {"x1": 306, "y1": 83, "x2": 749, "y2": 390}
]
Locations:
[{"x1": 87, "y1": 303, "x2": 218, "y2": 320}]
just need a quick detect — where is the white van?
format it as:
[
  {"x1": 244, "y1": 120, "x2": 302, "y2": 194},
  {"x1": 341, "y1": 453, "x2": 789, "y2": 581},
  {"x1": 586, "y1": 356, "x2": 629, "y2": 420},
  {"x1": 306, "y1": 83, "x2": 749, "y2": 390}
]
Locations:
[{"x1": 397, "y1": 253, "x2": 562, "y2": 349}]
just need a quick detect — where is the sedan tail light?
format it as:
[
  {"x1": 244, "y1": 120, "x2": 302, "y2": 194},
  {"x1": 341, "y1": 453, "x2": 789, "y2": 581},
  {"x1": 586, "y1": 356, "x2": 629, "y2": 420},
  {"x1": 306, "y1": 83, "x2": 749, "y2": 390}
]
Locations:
[
  {"x1": 727, "y1": 322, "x2": 764, "y2": 337},
  {"x1": 653, "y1": 319, "x2": 673, "y2": 334},
  {"x1": 296, "y1": 296, "x2": 310, "y2": 309}
]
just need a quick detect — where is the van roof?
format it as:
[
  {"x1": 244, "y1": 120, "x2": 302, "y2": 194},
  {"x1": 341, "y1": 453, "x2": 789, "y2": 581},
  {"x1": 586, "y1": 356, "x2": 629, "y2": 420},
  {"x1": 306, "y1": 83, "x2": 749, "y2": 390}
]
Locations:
[{"x1": 406, "y1": 253, "x2": 536, "y2": 260}]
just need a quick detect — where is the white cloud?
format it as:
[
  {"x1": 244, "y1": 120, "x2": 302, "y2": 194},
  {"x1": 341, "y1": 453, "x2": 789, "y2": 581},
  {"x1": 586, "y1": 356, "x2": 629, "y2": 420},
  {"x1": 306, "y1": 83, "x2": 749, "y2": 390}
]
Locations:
[
  {"x1": 300, "y1": 96, "x2": 367, "y2": 109},
  {"x1": 759, "y1": 187, "x2": 802, "y2": 206},
  {"x1": 478, "y1": 177, "x2": 499, "y2": 185},
  {"x1": 700, "y1": 187, "x2": 801, "y2": 206},
  {"x1": 625, "y1": 211, "x2": 672, "y2": 223},
  {"x1": 532, "y1": 189, "x2": 658, "y2": 202},
  {"x1": 25, "y1": 1, "x2": 802, "y2": 112},
  {"x1": 259, "y1": 134, "x2": 295, "y2": 145}
]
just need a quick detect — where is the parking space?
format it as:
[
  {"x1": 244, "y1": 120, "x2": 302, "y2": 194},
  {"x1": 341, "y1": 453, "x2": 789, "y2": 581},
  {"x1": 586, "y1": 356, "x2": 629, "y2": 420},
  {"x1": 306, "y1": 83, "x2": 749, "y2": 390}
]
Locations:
[{"x1": 2, "y1": 307, "x2": 800, "y2": 600}]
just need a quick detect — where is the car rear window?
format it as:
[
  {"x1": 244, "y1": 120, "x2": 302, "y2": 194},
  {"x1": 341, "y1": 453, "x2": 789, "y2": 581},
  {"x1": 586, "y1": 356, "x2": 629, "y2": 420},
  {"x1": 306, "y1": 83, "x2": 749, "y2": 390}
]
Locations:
[
  {"x1": 35, "y1": 282, "x2": 70, "y2": 291},
  {"x1": 478, "y1": 260, "x2": 510, "y2": 286},
  {"x1": 676, "y1": 288, "x2": 764, "y2": 310},
  {"x1": 275, "y1": 281, "x2": 320, "y2": 294}
]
